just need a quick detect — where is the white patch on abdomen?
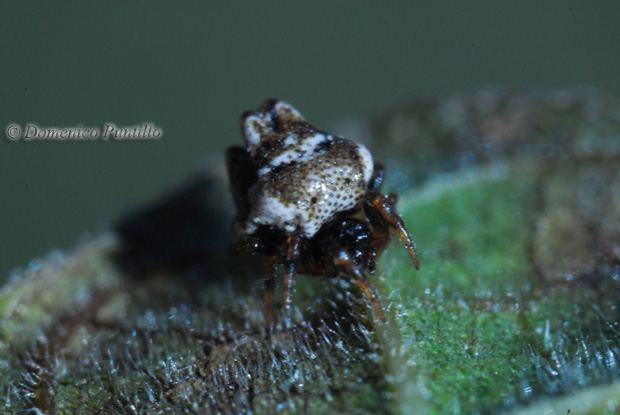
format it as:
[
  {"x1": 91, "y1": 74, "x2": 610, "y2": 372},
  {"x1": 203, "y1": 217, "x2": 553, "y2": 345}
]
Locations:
[{"x1": 357, "y1": 143, "x2": 374, "y2": 184}]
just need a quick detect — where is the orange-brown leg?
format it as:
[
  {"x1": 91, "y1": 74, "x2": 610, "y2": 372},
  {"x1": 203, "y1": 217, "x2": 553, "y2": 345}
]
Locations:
[
  {"x1": 283, "y1": 233, "x2": 303, "y2": 325},
  {"x1": 371, "y1": 195, "x2": 420, "y2": 269},
  {"x1": 264, "y1": 254, "x2": 278, "y2": 326},
  {"x1": 367, "y1": 223, "x2": 390, "y2": 273},
  {"x1": 337, "y1": 252, "x2": 386, "y2": 322},
  {"x1": 353, "y1": 272, "x2": 386, "y2": 322}
]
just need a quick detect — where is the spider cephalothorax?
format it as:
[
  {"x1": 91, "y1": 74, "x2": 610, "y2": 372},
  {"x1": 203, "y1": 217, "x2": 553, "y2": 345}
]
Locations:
[{"x1": 227, "y1": 99, "x2": 419, "y2": 324}]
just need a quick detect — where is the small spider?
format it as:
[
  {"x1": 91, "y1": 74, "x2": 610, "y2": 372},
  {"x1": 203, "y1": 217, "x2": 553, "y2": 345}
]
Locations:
[{"x1": 226, "y1": 99, "x2": 419, "y2": 324}]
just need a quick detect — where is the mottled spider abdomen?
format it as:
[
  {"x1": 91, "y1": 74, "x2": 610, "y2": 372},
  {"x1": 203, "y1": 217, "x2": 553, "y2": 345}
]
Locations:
[
  {"x1": 238, "y1": 99, "x2": 373, "y2": 237},
  {"x1": 227, "y1": 99, "x2": 419, "y2": 324}
]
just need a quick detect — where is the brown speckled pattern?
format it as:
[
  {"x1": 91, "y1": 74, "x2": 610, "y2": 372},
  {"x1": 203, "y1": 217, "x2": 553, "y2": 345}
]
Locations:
[{"x1": 239, "y1": 100, "x2": 373, "y2": 236}]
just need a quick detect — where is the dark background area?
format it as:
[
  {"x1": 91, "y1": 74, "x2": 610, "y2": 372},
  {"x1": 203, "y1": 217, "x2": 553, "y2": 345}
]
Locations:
[{"x1": 1, "y1": 2, "x2": 619, "y2": 283}]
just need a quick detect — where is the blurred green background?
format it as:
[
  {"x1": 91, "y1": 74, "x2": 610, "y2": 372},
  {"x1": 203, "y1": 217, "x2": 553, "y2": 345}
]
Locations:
[{"x1": 1, "y1": 1, "x2": 619, "y2": 283}]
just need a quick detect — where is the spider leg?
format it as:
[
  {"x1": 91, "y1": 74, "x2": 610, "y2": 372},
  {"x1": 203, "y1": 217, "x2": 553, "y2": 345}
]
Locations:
[
  {"x1": 386, "y1": 191, "x2": 398, "y2": 206},
  {"x1": 337, "y1": 251, "x2": 386, "y2": 321},
  {"x1": 353, "y1": 270, "x2": 386, "y2": 322},
  {"x1": 367, "y1": 224, "x2": 390, "y2": 273},
  {"x1": 264, "y1": 254, "x2": 278, "y2": 327},
  {"x1": 370, "y1": 193, "x2": 420, "y2": 269},
  {"x1": 369, "y1": 163, "x2": 385, "y2": 191},
  {"x1": 283, "y1": 232, "x2": 303, "y2": 325}
]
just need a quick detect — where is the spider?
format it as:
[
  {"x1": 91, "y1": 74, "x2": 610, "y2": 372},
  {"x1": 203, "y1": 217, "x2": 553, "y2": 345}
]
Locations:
[{"x1": 226, "y1": 99, "x2": 419, "y2": 325}]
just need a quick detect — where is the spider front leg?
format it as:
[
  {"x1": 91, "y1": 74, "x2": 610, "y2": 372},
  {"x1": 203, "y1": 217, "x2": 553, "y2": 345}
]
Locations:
[
  {"x1": 283, "y1": 232, "x2": 303, "y2": 326},
  {"x1": 352, "y1": 270, "x2": 386, "y2": 322},
  {"x1": 263, "y1": 254, "x2": 278, "y2": 327},
  {"x1": 336, "y1": 251, "x2": 386, "y2": 322},
  {"x1": 366, "y1": 191, "x2": 420, "y2": 270},
  {"x1": 366, "y1": 221, "x2": 390, "y2": 273}
]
